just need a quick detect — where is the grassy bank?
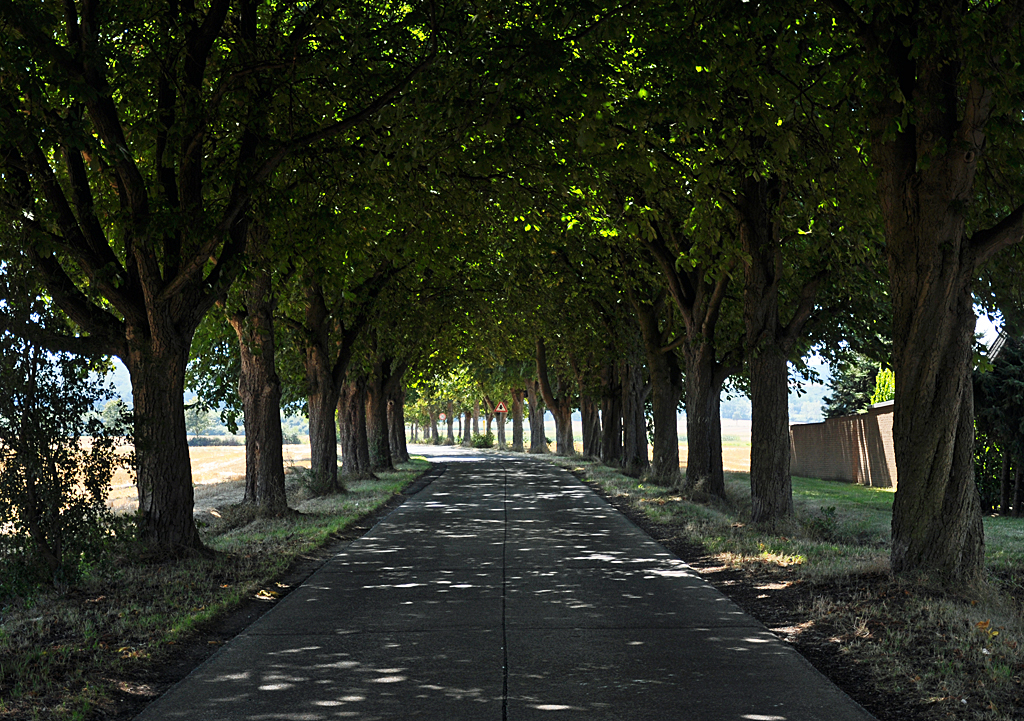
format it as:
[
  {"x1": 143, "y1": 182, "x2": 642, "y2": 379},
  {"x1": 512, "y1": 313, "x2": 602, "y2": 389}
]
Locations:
[
  {"x1": 0, "y1": 458, "x2": 430, "y2": 721},
  {"x1": 547, "y1": 457, "x2": 1024, "y2": 721}
]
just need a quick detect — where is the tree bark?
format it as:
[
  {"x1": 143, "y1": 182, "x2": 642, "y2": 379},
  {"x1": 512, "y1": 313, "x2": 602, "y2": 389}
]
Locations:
[
  {"x1": 526, "y1": 380, "x2": 548, "y2": 453},
  {"x1": 634, "y1": 299, "x2": 683, "y2": 486},
  {"x1": 445, "y1": 400, "x2": 455, "y2": 444},
  {"x1": 473, "y1": 401, "x2": 480, "y2": 436},
  {"x1": 386, "y1": 380, "x2": 410, "y2": 465},
  {"x1": 338, "y1": 378, "x2": 374, "y2": 483},
  {"x1": 229, "y1": 267, "x2": 288, "y2": 515},
  {"x1": 621, "y1": 355, "x2": 650, "y2": 478},
  {"x1": 737, "y1": 174, "x2": 820, "y2": 525},
  {"x1": 1014, "y1": 466, "x2": 1022, "y2": 519},
  {"x1": 511, "y1": 389, "x2": 526, "y2": 452},
  {"x1": 873, "y1": 51, "x2": 998, "y2": 585},
  {"x1": 126, "y1": 334, "x2": 203, "y2": 552},
  {"x1": 364, "y1": 362, "x2": 393, "y2": 472},
  {"x1": 303, "y1": 284, "x2": 340, "y2": 490},
  {"x1": 428, "y1": 408, "x2": 440, "y2": 444},
  {"x1": 496, "y1": 404, "x2": 507, "y2": 449},
  {"x1": 747, "y1": 346, "x2": 792, "y2": 523},
  {"x1": 1000, "y1": 450, "x2": 1012, "y2": 516},
  {"x1": 536, "y1": 339, "x2": 575, "y2": 455},
  {"x1": 600, "y1": 362, "x2": 623, "y2": 466},
  {"x1": 682, "y1": 342, "x2": 728, "y2": 497},
  {"x1": 462, "y1": 410, "x2": 474, "y2": 447}
]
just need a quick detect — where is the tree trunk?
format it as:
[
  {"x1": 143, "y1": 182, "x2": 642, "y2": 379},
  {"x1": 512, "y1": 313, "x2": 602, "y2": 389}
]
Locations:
[
  {"x1": 229, "y1": 269, "x2": 288, "y2": 515},
  {"x1": 737, "y1": 175, "x2": 811, "y2": 525},
  {"x1": 126, "y1": 334, "x2": 203, "y2": 552},
  {"x1": 747, "y1": 347, "x2": 792, "y2": 524},
  {"x1": 387, "y1": 383, "x2": 410, "y2": 464},
  {"x1": 445, "y1": 400, "x2": 455, "y2": 444},
  {"x1": 303, "y1": 285, "x2": 340, "y2": 491},
  {"x1": 683, "y1": 342, "x2": 727, "y2": 497},
  {"x1": 877, "y1": 90, "x2": 986, "y2": 585},
  {"x1": 462, "y1": 410, "x2": 473, "y2": 447},
  {"x1": 600, "y1": 362, "x2": 623, "y2": 466},
  {"x1": 1000, "y1": 449, "x2": 1012, "y2": 516},
  {"x1": 536, "y1": 340, "x2": 575, "y2": 456},
  {"x1": 634, "y1": 300, "x2": 682, "y2": 486},
  {"x1": 364, "y1": 364, "x2": 393, "y2": 472},
  {"x1": 526, "y1": 380, "x2": 548, "y2": 454},
  {"x1": 473, "y1": 401, "x2": 480, "y2": 436},
  {"x1": 338, "y1": 378, "x2": 374, "y2": 483},
  {"x1": 580, "y1": 392, "x2": 601, "y2": 458},
  {"x1": 496, "y1": 405, "x2": 507, "y2": 449},
  {"x1": 511, "y1": 389, "x2": 525, "y2": 452},
  {"x1": 1014, "y1": 466, "x2": 1022, "y2": 519},
  {"x1": 429, "y1": 408, "x2": 440, "y2": 444},
  {"x1": 621, "y1": 360, "x2": 650, "y2": 478}
]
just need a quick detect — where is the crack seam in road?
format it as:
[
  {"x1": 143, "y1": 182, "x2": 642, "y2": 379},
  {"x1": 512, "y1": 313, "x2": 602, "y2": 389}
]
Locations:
[{"x1": 501, "y1": 460, "x2": 509, "y2": 721}]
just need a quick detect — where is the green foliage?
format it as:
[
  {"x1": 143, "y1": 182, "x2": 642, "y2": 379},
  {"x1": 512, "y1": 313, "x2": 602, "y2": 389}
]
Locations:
[
  {"x1": 0, "y1": 334, "x2": 133, "y2": 590},
  {"x1": 974, "y1": 335, "x2": 1024, "y2": 513},
  {"x1": 869, "y1": 368, "x2": 895, "y2": 405},
  {"x1": 822, "y1": 354, "x2": 879, "y2": 417},
  {"x1": 184, "y1": 406, "x2": 214, "y2": 437},
  {"x1": 803, "y1": 506, "x2": 839, "y2": 542},
  {"x1": 471, "y1": 432, "x2": 495, "y2": 448},
  {"x1": 187, "y1": 436, "x2": 243, "y2": 447}
]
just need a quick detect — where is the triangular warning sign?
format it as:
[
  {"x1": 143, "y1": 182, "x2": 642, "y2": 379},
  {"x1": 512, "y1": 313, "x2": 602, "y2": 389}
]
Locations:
[{"x1": 495, "y1": 401, "x2": 509, "y2": 413}]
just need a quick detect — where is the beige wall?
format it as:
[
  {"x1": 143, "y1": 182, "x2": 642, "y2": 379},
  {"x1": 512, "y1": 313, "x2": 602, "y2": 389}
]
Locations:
[{"x1": 789, "y1": 403, "x2": 896, "y2": 488}]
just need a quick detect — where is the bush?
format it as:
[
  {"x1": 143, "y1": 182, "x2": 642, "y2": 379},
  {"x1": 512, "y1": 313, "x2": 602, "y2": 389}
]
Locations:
[
  {"x1": 472, "y1": 433, "x2": 495, "y2": 448},
  {"x1": 0, "y1": 335, "x2": 133, "y2": 589},
  {"x1": 187, "y1": 435, "x2": 243, "y2": 447},
  {"x1": 282, "y1": 432, "x2": 303, "y2": 445}
]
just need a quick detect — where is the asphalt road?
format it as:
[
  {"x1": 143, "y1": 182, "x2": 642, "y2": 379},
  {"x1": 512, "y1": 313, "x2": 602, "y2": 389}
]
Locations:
[{"x1": 135, "y1": 446, "x2": 876, "y2": 720}]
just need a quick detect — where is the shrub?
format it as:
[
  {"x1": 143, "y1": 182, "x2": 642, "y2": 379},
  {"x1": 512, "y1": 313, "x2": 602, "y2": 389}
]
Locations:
[
  {"x1": 472, "y1": 433, "x2": 495, "y2": 448},
  {"x1": 0, "y1": 334, "x2": 133, "y2": 589},
  {"x1": 187, "y1": 435, "x2": 243, "y2": 447}
]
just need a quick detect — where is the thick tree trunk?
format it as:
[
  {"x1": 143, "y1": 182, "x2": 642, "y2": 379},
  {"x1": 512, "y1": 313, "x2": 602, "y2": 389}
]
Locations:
[
  {"x1": 364, "y1": 364, "x2": 393, "y2": 472},
  {"x1": 635, "y1": 300, "x2": 682, "y2": 486},
  {"x1": 600, "y1": 362, "x2": 623, "y2": 466},
  {"x1": 462, "y1": 410, "x2": 473, "y2": 447},
  {"x1": 126, "y1": 334, "x2": 203, "y2": 552},
  {"x1": 473, "y1": 401, "x2": 480, "y2": 436},
  {"x1": 536, "y1": 340, "x2": 575, "y2": 456},
  {"x1": 738, "y1": 175, "x2": 808, "y2": 525},
  {"x1": 429, "y1": 409, "x2": 440, "y2": 444},
  {"x1": 338, "y1": 378, "x2": 374, "y2": 483},
  {"x1": 621, "y1": 360, "x2": 650, "y2": 478},
  {"x1": 580, "y1": 392, "x2": 601, "y2": 458},
  {"x1": 683, "y1": 342, "x2": 727, "y2": 497},
  {"x1": 511, "y1": 389, "x2": 525, "y2": 452},
  {"x1": 526, "y1": 380, "x2": 548, "y2": 453},
  {"x1": 229, "y1": 269, "x2": 288, "y2": 515},
  {"x1": 1000, "y1": 450, "x2": 1012, "y2": 516},
  {"x1": 445, "y1": 400, "x2": 456, "y2": 444},
  {"x1": 496, "y1": 405, "x2": 507, "y2": 449},
  {"x1": 303, "y1": 285, "x2": 339, "y2": 490},
  {"x1": 386, "y1": 384, "x2": 410, "y2": 464},
  {"x1": 747, "y1": 347, "x2": 792, "y2": 523},
  {"x1": 876, "y1": 79, "x2": 987, "y2": 584}
]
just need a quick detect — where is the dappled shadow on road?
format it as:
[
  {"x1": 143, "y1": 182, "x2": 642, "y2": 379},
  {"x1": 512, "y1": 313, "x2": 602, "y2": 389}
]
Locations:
[{"x1": 137, "y1": 452, "x2": 871, "y2": 721}]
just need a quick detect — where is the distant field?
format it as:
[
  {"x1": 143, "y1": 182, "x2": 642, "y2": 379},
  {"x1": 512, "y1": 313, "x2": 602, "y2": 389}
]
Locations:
[{"x1": 109, "y1": 443, "x2": 313, "y2": 514}]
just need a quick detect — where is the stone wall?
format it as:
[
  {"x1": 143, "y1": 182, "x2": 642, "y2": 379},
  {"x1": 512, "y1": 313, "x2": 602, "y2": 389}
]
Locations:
[{"x1": 789, "y1": 402, "x2": 896, "y2": 488}]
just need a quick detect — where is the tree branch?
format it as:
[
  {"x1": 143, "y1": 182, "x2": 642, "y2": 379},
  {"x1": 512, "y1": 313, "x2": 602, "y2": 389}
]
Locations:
[{"x1": 971, "y1": 202, "x2": 1024, "y2": 268}]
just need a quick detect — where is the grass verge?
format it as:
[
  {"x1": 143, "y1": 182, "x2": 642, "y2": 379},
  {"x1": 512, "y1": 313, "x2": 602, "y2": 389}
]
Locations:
[
  {"x1": 0, "y1": 457, "x2": 430, "y2": 721},
  {"x1": 542, "y1": 456, "x2": 1024, "y2": 721}
]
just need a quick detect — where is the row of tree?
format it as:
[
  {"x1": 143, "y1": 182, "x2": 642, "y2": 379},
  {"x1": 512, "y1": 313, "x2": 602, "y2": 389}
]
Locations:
[{"x1": 4, "y1": 0, "x2": 1024, "y2": 588}]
